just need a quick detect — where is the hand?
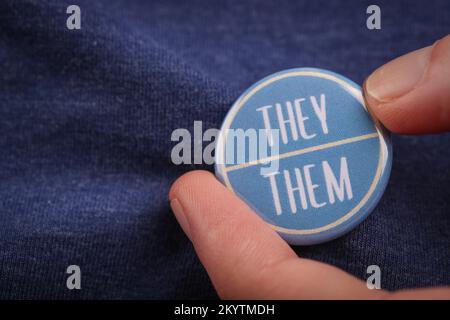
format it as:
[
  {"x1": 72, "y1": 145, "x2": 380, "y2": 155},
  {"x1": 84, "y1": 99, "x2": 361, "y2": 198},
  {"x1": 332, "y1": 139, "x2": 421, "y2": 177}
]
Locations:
[{"x1": 169, "y1": 35, "x2": 450, "y2": 299}]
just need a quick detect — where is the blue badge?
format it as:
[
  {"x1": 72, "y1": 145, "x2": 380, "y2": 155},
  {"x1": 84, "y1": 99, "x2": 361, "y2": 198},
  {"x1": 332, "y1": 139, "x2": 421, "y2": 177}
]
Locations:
[{"x1": 215, "y1": 68, "x2": 392, "y2": 245}]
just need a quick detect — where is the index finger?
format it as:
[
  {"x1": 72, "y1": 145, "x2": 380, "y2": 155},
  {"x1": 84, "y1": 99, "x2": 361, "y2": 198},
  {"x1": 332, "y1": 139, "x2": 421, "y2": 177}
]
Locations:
[{"x1": 364, "y1": 35, "x2": 450, "y2": 134}]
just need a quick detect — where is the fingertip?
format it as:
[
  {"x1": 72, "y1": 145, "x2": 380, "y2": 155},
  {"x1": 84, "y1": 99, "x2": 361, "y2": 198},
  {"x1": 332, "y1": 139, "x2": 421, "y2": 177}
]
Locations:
[
  {"x1": 363, "y1": 35, "x2": 450, "y2": 134},
  {"x1": 169, "y1": 170, "x2": 215, "y2": 201},
  {"x1": 167, "y1": 169, "x2": 300, "y2": 298},
  {"x1": 362, "y1": 84, "x2": 407, "y2": 133}
]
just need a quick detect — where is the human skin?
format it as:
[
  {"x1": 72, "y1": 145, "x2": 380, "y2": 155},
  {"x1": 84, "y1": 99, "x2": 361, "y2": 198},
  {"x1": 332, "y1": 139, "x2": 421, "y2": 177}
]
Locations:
[{"x1": 169, "y1": 35, "x2": 450, "y2": 299}]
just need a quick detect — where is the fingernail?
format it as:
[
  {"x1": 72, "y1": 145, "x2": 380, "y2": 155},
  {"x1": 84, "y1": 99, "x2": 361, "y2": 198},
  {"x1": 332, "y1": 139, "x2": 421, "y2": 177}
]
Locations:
[
  {"x1": 365, "y1": 45, "x2": 433, "y2": 103},
  {"x1": 170, "y1": 198, "x2": 192, "y2": 241}
]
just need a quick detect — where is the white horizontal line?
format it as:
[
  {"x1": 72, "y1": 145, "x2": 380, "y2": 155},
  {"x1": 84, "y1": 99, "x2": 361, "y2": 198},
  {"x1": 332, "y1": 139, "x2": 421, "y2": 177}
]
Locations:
[{"x1": 224, "y1": 133, "x2": 379, "y2": 172}]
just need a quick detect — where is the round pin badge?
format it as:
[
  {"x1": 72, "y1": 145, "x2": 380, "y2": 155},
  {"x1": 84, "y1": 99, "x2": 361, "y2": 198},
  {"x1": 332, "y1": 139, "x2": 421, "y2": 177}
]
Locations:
[{"x1": 215, "y1": 67, "x2": 392, "y2": 245}]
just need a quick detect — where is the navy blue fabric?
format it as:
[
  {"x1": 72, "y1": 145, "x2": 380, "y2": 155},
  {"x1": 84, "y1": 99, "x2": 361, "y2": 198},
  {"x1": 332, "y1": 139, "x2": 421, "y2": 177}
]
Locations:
[{"x1": 0, "y1": 0, "x2": 449, "y2": 299}]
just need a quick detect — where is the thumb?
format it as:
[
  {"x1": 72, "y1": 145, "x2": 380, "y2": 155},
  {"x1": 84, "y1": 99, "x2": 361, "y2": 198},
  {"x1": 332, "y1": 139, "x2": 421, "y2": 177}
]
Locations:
[
  {"x1": 364, "y1": 34, "x2": 450, "y2": 134},
  {"x1": 169, "y1": 170, "x2": 450, "y2": 299}
]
